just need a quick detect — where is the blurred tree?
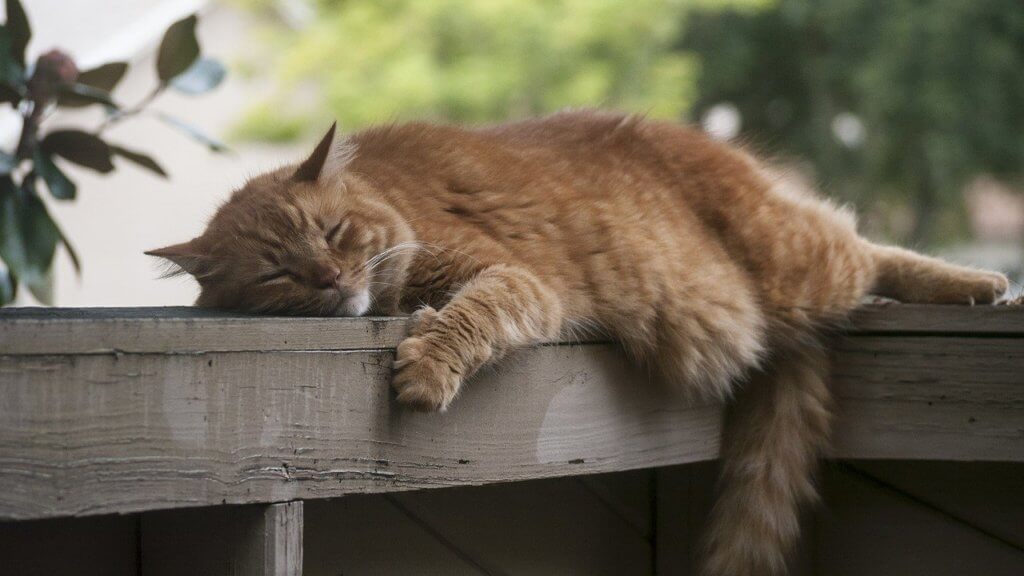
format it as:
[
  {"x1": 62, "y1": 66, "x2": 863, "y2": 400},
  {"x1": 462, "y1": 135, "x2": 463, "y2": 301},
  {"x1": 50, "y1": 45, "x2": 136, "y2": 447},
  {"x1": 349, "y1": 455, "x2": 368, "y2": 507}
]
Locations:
[
  {"x1": 230, "y1": 0, "x2": 767, "y2": 140},
  {"x1": 684, "y1": 0, "x2": 1024, "y2": 245}
]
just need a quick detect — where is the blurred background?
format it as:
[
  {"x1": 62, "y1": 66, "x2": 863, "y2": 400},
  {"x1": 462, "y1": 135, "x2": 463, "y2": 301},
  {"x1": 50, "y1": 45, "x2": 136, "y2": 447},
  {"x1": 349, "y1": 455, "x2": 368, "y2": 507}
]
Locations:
[{"x1": 9, "y1": 0, "x2": 1024, "y2": 306}]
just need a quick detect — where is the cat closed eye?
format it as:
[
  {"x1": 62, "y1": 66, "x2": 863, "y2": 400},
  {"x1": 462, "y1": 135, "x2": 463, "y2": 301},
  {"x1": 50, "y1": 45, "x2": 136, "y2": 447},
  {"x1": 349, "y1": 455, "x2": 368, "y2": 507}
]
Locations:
[
  {"x1": 325, "y1": 221, "x2": 345, "y2": 243},
  {"x1": 257, "y1": 270, "x2": 296, "y2": 284}
]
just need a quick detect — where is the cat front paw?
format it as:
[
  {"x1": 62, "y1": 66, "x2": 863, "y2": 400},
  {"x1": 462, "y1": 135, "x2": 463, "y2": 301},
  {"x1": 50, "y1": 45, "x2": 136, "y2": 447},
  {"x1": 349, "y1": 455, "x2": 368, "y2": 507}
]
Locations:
[
  {"x1": 960, "y1": 270, "x2": 1009, "y2": 305},
  {"x1": 392, "y1": 336, "x2": 461, "y2": 411}
]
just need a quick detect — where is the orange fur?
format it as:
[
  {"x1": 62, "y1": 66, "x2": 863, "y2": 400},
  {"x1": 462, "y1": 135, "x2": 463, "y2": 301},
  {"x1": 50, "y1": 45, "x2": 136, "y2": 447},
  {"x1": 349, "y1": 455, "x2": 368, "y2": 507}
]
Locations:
[{"x1": 148, "y1": 110, "x2": 1008, "y2": 575}]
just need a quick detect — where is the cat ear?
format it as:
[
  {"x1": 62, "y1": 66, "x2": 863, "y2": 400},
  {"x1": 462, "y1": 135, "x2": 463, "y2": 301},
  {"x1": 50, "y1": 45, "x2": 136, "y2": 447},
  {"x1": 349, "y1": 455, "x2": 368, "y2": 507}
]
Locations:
[
  {"x1": 145, "y1": 239, "x2": 209, "y2": 277},
  {"x1": 293, "y1": 122, "x2": 338, "y2": 182}
]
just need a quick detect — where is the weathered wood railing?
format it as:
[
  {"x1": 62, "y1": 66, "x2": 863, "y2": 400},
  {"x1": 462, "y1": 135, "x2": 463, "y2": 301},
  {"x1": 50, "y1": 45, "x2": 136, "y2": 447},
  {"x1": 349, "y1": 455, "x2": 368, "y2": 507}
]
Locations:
[{"x1": 0, "y1": 304, "x2": 1022, "y2": 574}]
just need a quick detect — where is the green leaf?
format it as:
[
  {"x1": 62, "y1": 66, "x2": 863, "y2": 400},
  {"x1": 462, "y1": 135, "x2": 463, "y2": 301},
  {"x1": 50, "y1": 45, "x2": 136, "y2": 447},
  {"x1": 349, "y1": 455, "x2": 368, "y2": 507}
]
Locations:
[
  {"x1": 0, "y1": 265, "x2": 15, "y2": 305},
  {"x1": 4, "y1": 0, "x2": 30, "y2": 68},
  {"x1": 109, "y1": 144, "x2": 168, "y2": 178},
  {"x1": 0, "y1": 81, "x2": 19, "y2": 105},
  {"x1": 34, "y1": 150, "x2": 76, "y2": 199},
  {"x1": 170, "y1": 57, "x2": 226, "y2": 95},
  {"x1": 56, "y1": 83, "x2": 120, "y2": 109},
  {"x1": 156, "y1": 14, "x2": 200, "y2": 83},
  {"x1": 0, "y1": 149, "x2": 15, "y2": 174},
  {"x1": 77, "y1": 61, "x2": 128, "y2": 92},
  {"x1": 0, "y1": 176, "x2": 59, "y2": 304},
  {"x1": 52, "y1": 214, "x2": 79, "y2": 275},
  {"x1": 0, "y1": 25, "x2": 24, "y2": 85},
  {"x1": 157, "y1": 112, "x2": 228, "y2": 152},
  {"x1": 40, "y1": 130, "x2": 115, "y2": 173}
]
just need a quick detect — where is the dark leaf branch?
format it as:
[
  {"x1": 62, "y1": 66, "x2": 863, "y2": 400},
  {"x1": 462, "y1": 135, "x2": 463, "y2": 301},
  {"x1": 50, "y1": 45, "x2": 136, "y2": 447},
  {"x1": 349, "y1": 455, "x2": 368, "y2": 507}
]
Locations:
[{"x1": 0, "y1": 2, "x2": 225, "y2": 305}]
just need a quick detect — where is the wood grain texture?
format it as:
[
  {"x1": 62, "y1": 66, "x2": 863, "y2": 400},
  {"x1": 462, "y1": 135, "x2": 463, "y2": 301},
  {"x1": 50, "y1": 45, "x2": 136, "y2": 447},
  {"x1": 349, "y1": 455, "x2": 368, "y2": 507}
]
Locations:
[
  {"x1": 847, "y1": 303, "x2": 1024, "y2": 335},
  {"x1": 3, "y1": 303, "x2": 1021, "y2": 355},
  {"x1": 0, "y1": 344, "x2": 720, "y2": 520},
  {"x1": 265, "y1": 502, "x2": 304, "y2": 576},
  {"x1": 830, "y1": 336, "x2": 1024, "y2": 461},
  {"x1": 0, "y1": 305, "x2": 1021, "y2": 521}
]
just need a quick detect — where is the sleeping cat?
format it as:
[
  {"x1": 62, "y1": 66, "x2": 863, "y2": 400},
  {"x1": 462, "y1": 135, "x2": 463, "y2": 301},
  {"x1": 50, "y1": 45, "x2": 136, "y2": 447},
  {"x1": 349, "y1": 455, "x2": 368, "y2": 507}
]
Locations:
[{"x1": 147, "y1": 110, "x2": 1008, "y2": 576}]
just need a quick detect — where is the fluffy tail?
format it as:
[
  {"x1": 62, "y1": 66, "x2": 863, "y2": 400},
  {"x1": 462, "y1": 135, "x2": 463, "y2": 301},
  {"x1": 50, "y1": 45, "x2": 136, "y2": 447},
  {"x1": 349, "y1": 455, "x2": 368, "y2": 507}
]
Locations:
[{"x1": 699, "y1": 344, "x2": 833, "y2": 576}]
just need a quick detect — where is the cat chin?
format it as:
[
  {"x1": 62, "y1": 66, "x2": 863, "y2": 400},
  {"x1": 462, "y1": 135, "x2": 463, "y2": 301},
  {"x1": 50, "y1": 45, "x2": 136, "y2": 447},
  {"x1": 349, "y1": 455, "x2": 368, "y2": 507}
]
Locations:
[{"x1": 334, "y1": 290, "x2": 371, "y2": 317}]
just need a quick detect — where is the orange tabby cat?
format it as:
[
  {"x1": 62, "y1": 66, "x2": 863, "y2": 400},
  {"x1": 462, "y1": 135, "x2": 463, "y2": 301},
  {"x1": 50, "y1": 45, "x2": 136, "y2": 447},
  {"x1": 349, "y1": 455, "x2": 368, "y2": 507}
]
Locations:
[{"x1": 148, "y1": 110, "x2": 1008, "y2": 576}]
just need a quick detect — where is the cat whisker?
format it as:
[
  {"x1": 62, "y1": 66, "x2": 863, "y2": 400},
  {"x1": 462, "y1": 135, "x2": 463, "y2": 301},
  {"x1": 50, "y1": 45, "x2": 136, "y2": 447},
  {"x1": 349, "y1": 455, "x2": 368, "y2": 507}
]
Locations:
[{"x1": 362, "y1": 241, "x2": 424, "y2": 272}]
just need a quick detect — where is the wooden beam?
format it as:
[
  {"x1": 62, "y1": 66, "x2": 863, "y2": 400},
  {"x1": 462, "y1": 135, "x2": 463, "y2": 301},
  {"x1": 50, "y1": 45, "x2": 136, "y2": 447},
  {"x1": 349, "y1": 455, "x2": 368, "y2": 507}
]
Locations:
[
  {"x1": 0, "y1": 305, "x2": 1021, "y2": 521},
  {"x1": 4, "y1": 303, "x2": 1022, "y2": 356}
]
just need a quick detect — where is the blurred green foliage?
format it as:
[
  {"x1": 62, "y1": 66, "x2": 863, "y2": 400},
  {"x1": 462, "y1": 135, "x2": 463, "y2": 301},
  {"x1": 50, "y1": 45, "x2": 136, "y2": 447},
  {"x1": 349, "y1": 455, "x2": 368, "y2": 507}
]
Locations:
[
  {"x1": 686, "y1": 0, "x2": 1024, "y2": 244},
  {"x1": 231, "y1": 0, "x2": 767, "y2": 140},
  {"x1": 234, "y1": 0, "x2": 1024, "y2": 246}
]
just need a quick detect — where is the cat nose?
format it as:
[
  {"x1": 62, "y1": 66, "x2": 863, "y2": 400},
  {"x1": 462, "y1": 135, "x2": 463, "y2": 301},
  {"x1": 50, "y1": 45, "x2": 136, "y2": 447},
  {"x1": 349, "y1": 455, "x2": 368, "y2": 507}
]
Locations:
[{"x1": 312, "y1": 266, "x2": 342, "y2": 290}]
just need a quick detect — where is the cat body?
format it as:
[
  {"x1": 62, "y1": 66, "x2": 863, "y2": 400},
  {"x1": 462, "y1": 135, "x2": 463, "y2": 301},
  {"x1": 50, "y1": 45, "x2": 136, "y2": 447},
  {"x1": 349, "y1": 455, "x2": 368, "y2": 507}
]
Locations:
[{"x1": 149, "y1": 110, "x2": 1008, "y2": 575}]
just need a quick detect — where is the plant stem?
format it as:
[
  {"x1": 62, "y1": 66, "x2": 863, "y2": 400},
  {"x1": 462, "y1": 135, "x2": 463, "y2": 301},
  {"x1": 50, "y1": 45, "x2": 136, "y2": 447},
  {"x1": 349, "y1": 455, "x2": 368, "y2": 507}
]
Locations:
[{"x1": 97, "y1": 83, "x2": 164, "y2": 135}]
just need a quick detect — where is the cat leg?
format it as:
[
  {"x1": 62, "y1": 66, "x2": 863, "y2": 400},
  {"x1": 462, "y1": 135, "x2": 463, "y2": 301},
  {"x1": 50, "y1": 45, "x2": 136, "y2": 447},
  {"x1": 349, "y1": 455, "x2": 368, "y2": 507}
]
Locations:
[
  {"x1": 392, "y1": 264, "x2": 563, "y2": 411},
  {"x1": 868, "y1": 243, "x2": 1009, "y2": 304}
]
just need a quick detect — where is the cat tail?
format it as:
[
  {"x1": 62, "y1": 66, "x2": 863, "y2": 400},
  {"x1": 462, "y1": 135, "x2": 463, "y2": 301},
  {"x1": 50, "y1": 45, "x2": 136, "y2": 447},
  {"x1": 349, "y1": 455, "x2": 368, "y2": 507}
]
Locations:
[{"x1": 699, "y1": 342, "x2": 832, "y2": 576}]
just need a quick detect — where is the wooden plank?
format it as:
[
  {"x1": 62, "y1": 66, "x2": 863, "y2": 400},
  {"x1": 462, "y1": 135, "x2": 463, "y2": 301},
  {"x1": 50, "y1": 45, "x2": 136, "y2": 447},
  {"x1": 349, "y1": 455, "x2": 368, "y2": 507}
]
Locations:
[
  {"x1": 830, "y1": 336, "x2": 1024, "y2": 461},
  {"x1": 1, "y1": 307, "x2": 1022, "y2": 521},
  {"x1": 264, "y1": 502, "x2": 304, "y2": 576},
  {"x1": 2, "y1": 303, "x2": 1020, "y2": 356},
  {"x1": 141, "y1": 501, "x2": 303, "y2": 576},
  {"x1": 848, "y1": 303, "x2": 1024, "y2": 335},
  {"x1": 0, "y1": 344, "x2": 720, "y2": 520},
  {"x1": 812, "y1": 464, "x2": 1024, "y2": 575},
  {"x1": 388, "y1": 476, "x2": 653, "y2": 575},
  {"x1": 0, "y1": 306, "x2": 410, "y2": 355},
  {"x1": 0, "y1": 513, "x2": 138, "y2": 576},
  {"x1": 304, "y1": 494, "x2": 486, "y2": 576}
]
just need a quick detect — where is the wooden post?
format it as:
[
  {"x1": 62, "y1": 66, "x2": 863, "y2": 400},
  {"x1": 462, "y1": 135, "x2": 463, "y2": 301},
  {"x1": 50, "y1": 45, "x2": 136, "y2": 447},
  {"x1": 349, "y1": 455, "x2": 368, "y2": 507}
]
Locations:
[{"x1": 262, "y1": 502, "x2": 304, "y2": 576}]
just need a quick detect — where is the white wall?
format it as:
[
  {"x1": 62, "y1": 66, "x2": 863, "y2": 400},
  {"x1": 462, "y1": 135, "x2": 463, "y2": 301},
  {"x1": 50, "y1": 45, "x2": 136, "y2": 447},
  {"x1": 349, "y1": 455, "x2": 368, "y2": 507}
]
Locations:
[{"x1": 13, "y1": 3, "x2": 303, "y2": 307}]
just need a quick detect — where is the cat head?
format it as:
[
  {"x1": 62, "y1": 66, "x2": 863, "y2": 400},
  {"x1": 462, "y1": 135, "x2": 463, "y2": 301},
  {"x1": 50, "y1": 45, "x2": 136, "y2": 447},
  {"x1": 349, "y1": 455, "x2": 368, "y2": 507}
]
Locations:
[{"x1": 147, "y1": 124, "x2": 414, "y2": 316}]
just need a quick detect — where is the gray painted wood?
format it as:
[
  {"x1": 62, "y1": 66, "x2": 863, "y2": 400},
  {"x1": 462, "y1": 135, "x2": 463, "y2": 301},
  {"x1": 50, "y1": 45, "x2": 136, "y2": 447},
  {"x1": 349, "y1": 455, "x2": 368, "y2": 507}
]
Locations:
[
  {"x1": 830, "y1": 336, "x2": 1024, "y2": 461},
  {"x1": 0, "y1": 305, "x2": 1021, "y2": 521},
  {"x1": 0, "y1": 345, "x2": 720, "y2": 520},
  {"x1": 847, "y1": 303, "x2": 1024, "y2": 335},
  {"x1": 265, "y1": 502, "x2": 304, "y2": 576},
  {"x1": 3, "y1": 303, "x2": 1021, "y2": 355},
  {"x1": 0, "y1": 307, "x2": 411, "y2": 355}
]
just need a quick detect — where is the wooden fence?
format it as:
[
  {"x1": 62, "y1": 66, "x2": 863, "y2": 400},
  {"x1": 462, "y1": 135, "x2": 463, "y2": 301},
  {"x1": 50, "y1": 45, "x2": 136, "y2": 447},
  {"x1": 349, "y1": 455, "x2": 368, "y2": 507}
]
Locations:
[{"x1": 0, "y1": 305, "x2": 1022, "y2": 574}]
